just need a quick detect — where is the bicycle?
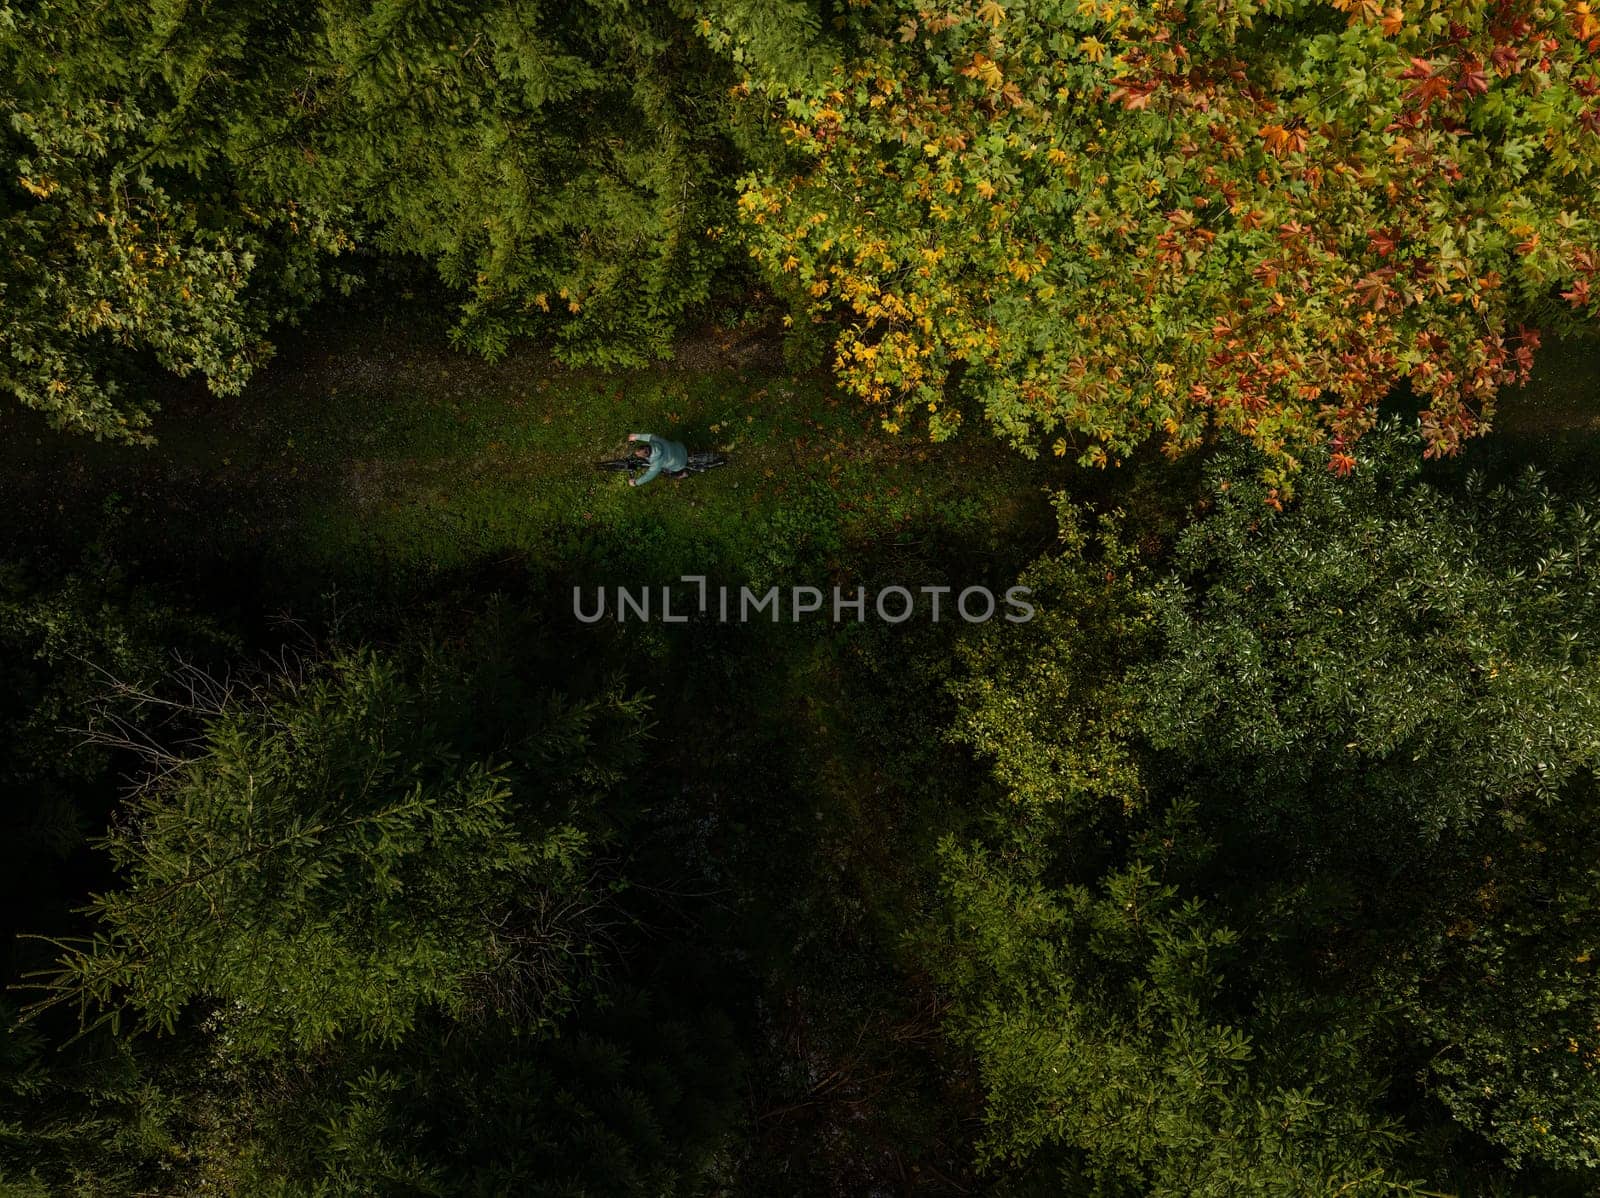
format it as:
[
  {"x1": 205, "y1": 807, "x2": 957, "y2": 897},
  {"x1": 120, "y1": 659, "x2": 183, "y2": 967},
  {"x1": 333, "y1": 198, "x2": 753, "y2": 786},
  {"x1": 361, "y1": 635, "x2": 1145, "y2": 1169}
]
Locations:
[{"x1": 594, "y1": 447, "x2": 729, "y2": 476}]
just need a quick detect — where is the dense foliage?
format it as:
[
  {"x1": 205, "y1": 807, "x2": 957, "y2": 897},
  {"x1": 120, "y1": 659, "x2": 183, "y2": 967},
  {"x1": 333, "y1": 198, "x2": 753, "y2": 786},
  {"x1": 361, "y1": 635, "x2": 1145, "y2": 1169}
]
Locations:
[
  {"x1": 943, "y1": 426, "x2": 1600, "y2": 1188},
  {"x1": 11, "y1": 0, "x2": 1598, "y2": 459},
  {"x1": 737, "y1": 0, "x2": 1600, "y2": 477},
  {"x1": 1, "y1": 0, "x2": 765, "y2": 437},
  {"x1": 3, "y1": 619, "x2": 757, "y2": 1194},
  {"x1": 5, "y1": 0, "x2": 1600, "y2": 1193},
  {"x1": 42, "y1": 648, "x2": 620, "y2": 1054}
]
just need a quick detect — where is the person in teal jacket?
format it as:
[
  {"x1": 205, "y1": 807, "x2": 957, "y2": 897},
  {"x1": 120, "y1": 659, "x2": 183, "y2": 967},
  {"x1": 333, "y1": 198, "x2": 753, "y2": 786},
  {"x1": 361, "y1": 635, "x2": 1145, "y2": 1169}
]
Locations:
[{"x1": 626, "y1": 432, "x2": 689, "y2": 487}]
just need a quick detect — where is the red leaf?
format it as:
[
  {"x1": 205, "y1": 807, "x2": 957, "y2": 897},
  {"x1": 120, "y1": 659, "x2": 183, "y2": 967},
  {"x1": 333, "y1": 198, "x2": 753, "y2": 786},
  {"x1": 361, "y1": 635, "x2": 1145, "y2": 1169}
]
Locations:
[{"x1": 1458, "y1": 59, "x2": 1490, "y2": 95}]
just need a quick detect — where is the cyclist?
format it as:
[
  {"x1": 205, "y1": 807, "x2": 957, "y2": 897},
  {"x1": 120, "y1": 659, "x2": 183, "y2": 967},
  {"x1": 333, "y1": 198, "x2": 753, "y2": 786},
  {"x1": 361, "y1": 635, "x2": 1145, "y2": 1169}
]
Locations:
[{"x1": 626, "y1": 432, "x2": 690, "y2": 487}]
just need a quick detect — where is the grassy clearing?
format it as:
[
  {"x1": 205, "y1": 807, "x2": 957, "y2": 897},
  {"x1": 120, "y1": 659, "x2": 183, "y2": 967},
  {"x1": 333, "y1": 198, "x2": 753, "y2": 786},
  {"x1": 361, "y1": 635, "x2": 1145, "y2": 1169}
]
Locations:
[
  {"x1": 1, "y1": 313, "x2": 1060, "y2": 602},
  {"x1": 10, "y1": 315, "x2": 1589, "y2": 596}
]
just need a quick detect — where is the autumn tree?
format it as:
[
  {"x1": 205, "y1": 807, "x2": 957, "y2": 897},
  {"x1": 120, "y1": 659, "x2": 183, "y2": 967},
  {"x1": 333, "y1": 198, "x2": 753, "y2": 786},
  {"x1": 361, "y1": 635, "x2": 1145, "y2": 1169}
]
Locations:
[{"x1": 731, "y1": 0, "x2": 1600, "y2": 481}]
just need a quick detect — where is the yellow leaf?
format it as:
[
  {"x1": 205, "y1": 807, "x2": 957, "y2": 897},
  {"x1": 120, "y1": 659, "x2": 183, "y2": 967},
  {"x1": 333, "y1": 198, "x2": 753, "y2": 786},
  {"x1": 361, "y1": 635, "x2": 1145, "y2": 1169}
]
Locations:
[
  {"x1": 1081, "y1": 36, "x2": 1108, "y2": 63},
  {"x1": 960, "y1": 53, "x2": 1005, "y2": 91},
  {"x1": 976, "y1": 0, "x2": 1007, "y2": 27}
]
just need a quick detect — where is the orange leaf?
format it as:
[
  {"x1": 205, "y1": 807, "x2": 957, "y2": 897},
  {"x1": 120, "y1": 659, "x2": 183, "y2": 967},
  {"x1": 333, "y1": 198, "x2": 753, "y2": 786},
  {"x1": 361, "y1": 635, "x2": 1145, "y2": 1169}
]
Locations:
[
  {"x1": 1260, "y1": 122, "x2": 1309, "y2": 156},
  {"x1": 1332, "y1": 0, "x2": 1384, "y2": 25}
]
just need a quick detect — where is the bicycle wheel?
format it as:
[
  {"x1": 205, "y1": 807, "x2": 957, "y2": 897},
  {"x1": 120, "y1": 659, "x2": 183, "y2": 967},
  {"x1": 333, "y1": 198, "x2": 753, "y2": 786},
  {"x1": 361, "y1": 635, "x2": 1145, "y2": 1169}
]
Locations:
[{"x1": 595, "y1": 457, "x2": 642, "y2": 472}]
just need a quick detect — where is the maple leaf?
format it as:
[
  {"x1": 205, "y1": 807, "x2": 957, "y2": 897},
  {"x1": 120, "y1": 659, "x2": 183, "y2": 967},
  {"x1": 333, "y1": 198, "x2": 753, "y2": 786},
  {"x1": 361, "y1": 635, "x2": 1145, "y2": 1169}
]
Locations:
[
  {"x1": 1332, "y1": 0, "x2": 1384, "y2": 26},
  {"x1": 1573, "y1": 1, "x2": 1600, "y2": 41},
  {"x1": 976, "y1": 0, "x2": 1007, "y2": 29},
  {"x1": 1109, "y1": 77, "x2": 1156, "y2": 110},
  {"x1": 1081, "y1": 35, "x2": 1108, "y2": 63},
  {"x1": 1457, "y1": 58, "x2": 1490, "y2": 95},
  {"x1": 1381, "y1": 6, "x2": 1404, "y2": 35},
  {"x1": 961, "y1": 53, "x2": 1005, "y2": 90},
  {"x1": 1369, "y1": 229, "x2": 1399, "y2": 257},
  {"x1": 1353, "y1": 272, "x2": 1392, "y2": 309},
  {"x1": 1561, "y1": 277, "x2": 1593, "y2": 307},
  {"x1": 1260, "y1": 122, "x2": 1309, "y2": 156},
  {"x1": 1407, "y1": 74, "x2": 1451, "y2": 106}
]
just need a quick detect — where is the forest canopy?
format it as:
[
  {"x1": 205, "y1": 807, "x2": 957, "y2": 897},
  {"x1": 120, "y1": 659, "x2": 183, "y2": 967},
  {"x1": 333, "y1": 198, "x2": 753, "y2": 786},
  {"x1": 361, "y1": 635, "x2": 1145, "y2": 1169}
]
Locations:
[
  {"x1": 5, "y1": 0, "x2": 1598, "y2": 467},
  {"x1": 2, "y1": 0, "x2": 1600, "y2": 1194}
]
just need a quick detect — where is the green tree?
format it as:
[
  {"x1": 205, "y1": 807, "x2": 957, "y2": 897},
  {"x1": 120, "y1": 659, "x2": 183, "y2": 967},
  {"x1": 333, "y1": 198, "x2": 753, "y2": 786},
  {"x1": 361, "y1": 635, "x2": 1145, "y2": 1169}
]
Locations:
[
  {"x1": 933, "y1": 843, "x2": 1416, "y2": 1195},
  {"x1": 943, "y1": 425, "x2": 1600, "y2": 1187},
  {"x1": 1394, "y1": 777, "x2": 1600, "y2": 1173},
  {"x1": 1, "y1": 0, "x2": 355, "y2": 439},
  {"x1": 0, "y1": 95, "x2": 332, "y2": 441},
  {"x1": 9, "y1": 622, "x2": 759, "y2": 1195},
  {"x1": 34, "y1": 647, "x2": 639, "y2": 1055},
  {"x1": 2, "y1": 0, "x2": 802, "y2": 435}
]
